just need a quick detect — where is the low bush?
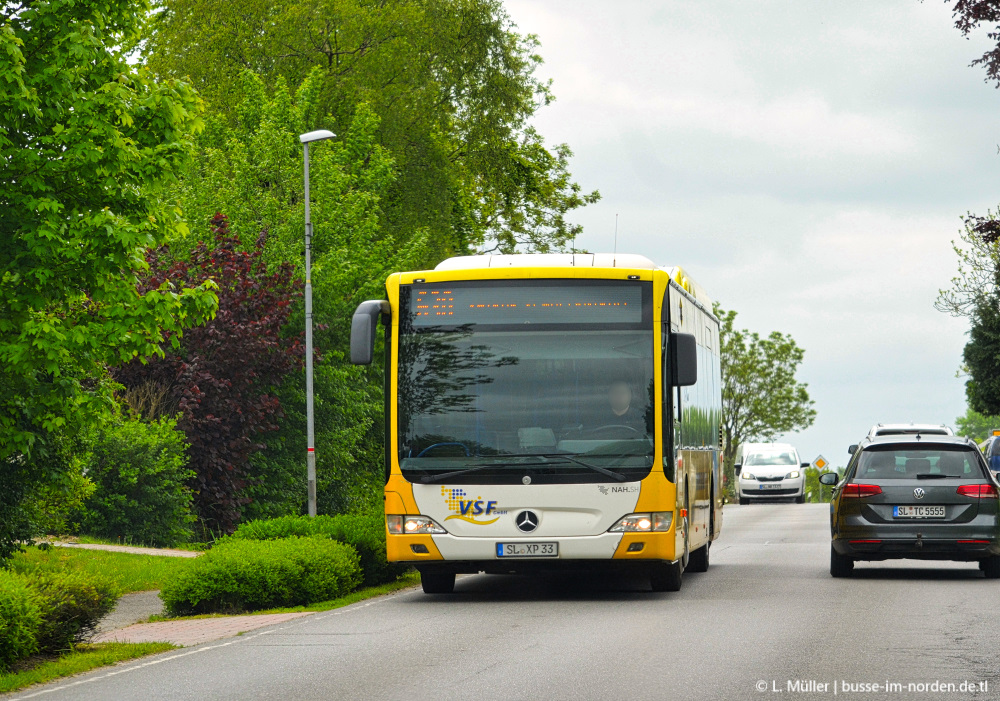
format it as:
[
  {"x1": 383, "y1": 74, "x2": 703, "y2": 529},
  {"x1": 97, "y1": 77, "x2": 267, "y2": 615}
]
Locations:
[
  {"x1": 29, "y1": 572, "x2": 118, "y2": 653},
  {"x1": 0, "y1": 568, "x2": 121, "y2": 670},
  {"x1": 229, "y1": 513, "x2": 406, "y2": 586},
  {"x1": 74, "y1": 417, "x2": 195, "y2": 548},
  {"x1": 160, "y1": 536, "x2": 361, "y2": 615},
  {"x1": 0, "y1": 571, "x2": 41, "y2": 669}
]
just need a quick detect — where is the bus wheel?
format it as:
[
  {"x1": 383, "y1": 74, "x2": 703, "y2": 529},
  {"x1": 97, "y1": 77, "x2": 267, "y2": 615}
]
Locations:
[
  {"x1": 687, "y1": 543, "x2": 710, "y2": 573},
  {"x1": 420, "y1": 570, "x2": 456, "y2": 594},
  {"x1": 650, "y1": 561, "x2": 683, "y2": 592}
]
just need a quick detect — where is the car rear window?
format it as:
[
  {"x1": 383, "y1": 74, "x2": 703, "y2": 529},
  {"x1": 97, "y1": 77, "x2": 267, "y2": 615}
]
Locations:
[{"x1": 856, "y1": 447, "x2": 984, "y2": 480}]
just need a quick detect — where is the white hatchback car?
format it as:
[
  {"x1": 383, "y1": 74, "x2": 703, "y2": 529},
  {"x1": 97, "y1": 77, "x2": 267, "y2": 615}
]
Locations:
[{"x1": 735, "y1": 443, "x2": 809, "y2": 505}]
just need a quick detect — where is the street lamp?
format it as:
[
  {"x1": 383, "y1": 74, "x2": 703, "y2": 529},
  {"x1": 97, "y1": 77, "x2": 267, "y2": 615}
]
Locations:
[{"x1": 299, "y1": 129, "x2": 335, "y2": 517}]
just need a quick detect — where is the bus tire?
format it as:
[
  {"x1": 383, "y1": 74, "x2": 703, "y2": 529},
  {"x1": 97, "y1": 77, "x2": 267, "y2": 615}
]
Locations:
[
  {"x1": 830, "y1": 546, "x2": 854, "y2": 578},
  {"x1": 687, "y1": 543, "x2": 709, "y2": 573},
  {"x1": 420, "y1": 570, "x2": 456, "y2": 594},
  {"x1": 650, "y1": 561, "x2": 683, "y2": 592}
]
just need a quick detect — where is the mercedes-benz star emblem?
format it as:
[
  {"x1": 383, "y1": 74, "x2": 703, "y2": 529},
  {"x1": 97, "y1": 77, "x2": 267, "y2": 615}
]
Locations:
[
  {"x1": 913, "y1": 487, "x2": 925, "y2": 500},
  {"x1": 515, "y1": 510, "x2": 538, "y2": 533}
]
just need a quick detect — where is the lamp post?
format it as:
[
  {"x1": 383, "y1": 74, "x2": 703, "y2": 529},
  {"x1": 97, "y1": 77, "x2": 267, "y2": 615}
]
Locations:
[{"x1": 299, "y1": 129, "x2": 335, "y2": 517}]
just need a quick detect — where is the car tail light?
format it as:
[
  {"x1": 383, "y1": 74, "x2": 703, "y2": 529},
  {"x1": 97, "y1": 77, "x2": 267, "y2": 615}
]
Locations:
[
  {"x1": 842, "y1": 483, "x2": 882, "y2": 498},
  {"x1": 956, "y1": 484, "x2": 999, "y2": 498}
]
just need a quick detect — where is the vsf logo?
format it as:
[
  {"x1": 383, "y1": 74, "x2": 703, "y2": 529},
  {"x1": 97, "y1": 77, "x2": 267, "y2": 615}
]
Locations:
[
  {"x1": 440, "y1": 487, "x2": 505, "y2": 525},
  {"x1": 460, "y1": 500, "x2": 498, "y2": 516}
]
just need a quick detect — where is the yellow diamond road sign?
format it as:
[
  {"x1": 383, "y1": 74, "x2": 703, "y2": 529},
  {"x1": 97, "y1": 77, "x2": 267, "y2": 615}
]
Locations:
[{"x1": 814, "y1": 456, "x2": 828, "y2": 470}]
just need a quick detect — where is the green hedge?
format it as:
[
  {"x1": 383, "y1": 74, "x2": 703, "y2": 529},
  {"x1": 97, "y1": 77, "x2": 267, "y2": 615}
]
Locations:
[
  {"x1": 0, "y1": 572, "x2": 41, "y2": 669},
  {"x1": 30, "y1": 572, "x2": 118, "y2": 653},
  {"x1": 0, "y1": 569, "x2": 118, "y2": 670},
  {"x1": 160, "y1": 536, "x2": 362, "y2": 615},
  {"x1": 229, "y1": 513, "x2": 407, "y2": 586}
]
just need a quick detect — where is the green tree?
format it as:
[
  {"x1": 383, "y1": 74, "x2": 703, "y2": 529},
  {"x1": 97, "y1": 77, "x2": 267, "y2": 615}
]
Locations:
[
  {"x1": 143, "y1": 0, "x2": 598, "y2": 257},
  {"x1": 963, "y1": 282, "x2": 1000, "y2": 417},
  {"x1": 715, "y1": 304, "x2": 817, "y2": 472},
  {"x1": 955, "y1": 406, "x2": 1000, "y2": 443},
  {"x1": 936, "y1": 209, "x2": 1000, "y2": 319},
  {"x1": 0, "y1": 0, "x2": 216, "y2": 559},
  {"x1": 166, "y1": 70, "x2": 427, "y2": 516}
]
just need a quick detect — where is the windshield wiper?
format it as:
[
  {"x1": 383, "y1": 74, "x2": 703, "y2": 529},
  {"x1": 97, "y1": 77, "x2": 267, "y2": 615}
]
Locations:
[
  {"x1": 914, "y1": 473, "x2": 953, "y2": 479},
  {"x1": 526, "y1": 453, "x2": 630, "y2": 482},
  {"x1": 419, "y1": 454, "x2": 633, "y2": 484},
  {"x1": 419, "y1": 460, "x2": 553, "y2": 484}
]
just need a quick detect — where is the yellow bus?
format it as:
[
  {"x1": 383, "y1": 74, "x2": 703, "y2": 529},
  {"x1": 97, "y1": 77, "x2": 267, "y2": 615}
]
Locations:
[{"x1": 350, "y1": 253, "x2": 723, "y2": 593}]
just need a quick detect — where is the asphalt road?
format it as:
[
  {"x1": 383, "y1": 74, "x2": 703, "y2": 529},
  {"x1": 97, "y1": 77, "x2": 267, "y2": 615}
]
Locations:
[{"x1": 12, "y1": 504, "x2": 999, "y2": 701}]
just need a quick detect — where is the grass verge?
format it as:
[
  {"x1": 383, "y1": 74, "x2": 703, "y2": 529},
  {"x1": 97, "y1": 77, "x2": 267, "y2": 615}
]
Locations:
[
  {"x1": 9, "y1": 546, "x2": 192, "y2": 594},
  {"x1": 0, "y1": 643, "x2": 177, "y2": 694},
  {"x1": 67, "y1": 536, "x2": 208, "y2": 552},
  {"x1": 147, "y1": 571, "x2": 420, "y2": 622}
]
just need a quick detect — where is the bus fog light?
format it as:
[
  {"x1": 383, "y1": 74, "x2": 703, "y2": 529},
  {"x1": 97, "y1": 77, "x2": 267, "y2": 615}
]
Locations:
[
  {"x1": 610, "y1": 512, "x2": 674, "y2": 532},
  {"x1": 627, "y1": 542, "x2": 645, "y2": 552},
  {"x1": 386, "y1": 515, "x2": 404, "y2": 534},
  {"x1": 403, "y1": 516, "x2": 446, "y2": 534}
]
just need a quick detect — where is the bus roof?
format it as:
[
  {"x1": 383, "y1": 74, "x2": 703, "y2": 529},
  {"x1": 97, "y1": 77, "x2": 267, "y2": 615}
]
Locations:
[{"x1": 434, "y1": 253, "x2": 714, "y2": 309}]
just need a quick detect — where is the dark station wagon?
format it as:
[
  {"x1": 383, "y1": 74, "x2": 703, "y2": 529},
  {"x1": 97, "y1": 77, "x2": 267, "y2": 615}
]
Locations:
[{"x1": 820, "y1": 435, "x2": 1000, "y2": 578}]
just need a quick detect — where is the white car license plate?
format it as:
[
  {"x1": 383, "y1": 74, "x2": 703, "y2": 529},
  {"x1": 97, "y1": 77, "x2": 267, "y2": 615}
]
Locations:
[
  {"x1": 758, "y1": 483, "x2": 784, "y2": 490},
  {"x1": 496, "y1": 542, "x2": 558, "y2": 558},
  {"x1": 893, "y1": 505, "x2": 946, "y2": 518}
]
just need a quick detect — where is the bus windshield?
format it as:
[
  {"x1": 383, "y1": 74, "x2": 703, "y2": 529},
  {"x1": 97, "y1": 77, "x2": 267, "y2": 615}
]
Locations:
[{"x1": 397, "y1": 281, "x2": 655, "y2": 484}]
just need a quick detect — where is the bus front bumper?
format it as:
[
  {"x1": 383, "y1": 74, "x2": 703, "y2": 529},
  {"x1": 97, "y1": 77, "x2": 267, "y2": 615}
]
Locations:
[{"x1": 387, "y1": 531, "x2": 679, "y2": 567}]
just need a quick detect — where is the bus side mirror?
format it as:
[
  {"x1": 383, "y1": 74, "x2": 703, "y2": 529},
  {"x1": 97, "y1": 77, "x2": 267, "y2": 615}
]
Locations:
[
  {"x1": 818, "y1": 472, "x2": 839, "y2": 486},
  {"x1": 350, "y1": 300, "x2": 389, "y2": 365},
  {"x1": 670, "y1": 332, "x2": 697, "y2": 387},
  {"x1": 848, "y1": 444, "x2": 858, "y2": 455}
]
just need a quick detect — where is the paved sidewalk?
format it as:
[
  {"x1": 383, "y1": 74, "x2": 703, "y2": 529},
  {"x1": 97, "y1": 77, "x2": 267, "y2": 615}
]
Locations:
[
  {"x1": 92, "y1": 612, "x2": 314, "y2": 646},
  {"x1": 51, "y1": 542, "x2": 201, "y2": 558},
  {"x1": 94, "y1": 591, "x2": 166, "y2": 636}
]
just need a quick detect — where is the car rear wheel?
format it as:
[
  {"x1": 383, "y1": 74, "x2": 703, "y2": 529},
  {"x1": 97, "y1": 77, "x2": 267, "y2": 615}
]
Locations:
[
  {"x1": 981, "y1": 556, "x2": 1000, "y2": 579},
  {"x1": 420, "y1": 570, "x2": 456, "y2": 594},
  {"x1": 650, "y1": 561, "x2": 683, "y2": 592},
  {"x1": 830, "y1": 545, "x2": 854, "y2": 578}
]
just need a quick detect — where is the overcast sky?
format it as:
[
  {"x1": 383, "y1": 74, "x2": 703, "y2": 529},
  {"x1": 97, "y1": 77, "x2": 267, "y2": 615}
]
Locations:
[{"x1": 503, "y1": 0, "x2": 1000, "y2": 468}]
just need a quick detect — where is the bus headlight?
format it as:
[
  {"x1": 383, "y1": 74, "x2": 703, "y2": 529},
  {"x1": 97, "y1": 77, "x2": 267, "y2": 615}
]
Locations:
[
  {"x1": 609, "y1": 512, "x2": 673, "y2": 532},
  {"x1": 386, "y1": 515, "x2": 446, "y2": 535}
]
